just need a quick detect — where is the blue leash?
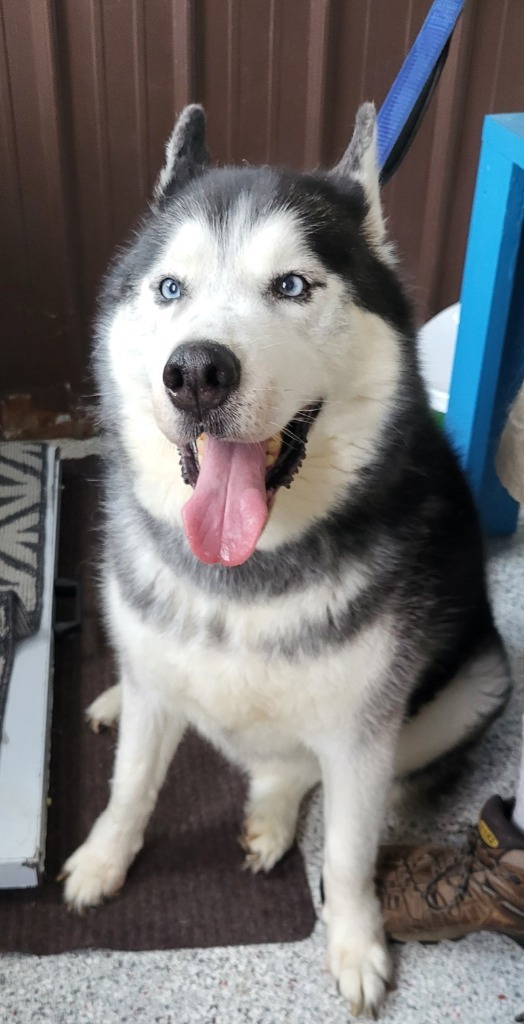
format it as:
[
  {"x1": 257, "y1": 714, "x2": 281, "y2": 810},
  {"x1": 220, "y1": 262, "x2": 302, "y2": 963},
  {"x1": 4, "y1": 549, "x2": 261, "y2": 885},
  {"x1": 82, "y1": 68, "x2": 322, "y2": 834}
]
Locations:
[{"x1": 377, "y1": 0, "x2": 465, "y2": 180}]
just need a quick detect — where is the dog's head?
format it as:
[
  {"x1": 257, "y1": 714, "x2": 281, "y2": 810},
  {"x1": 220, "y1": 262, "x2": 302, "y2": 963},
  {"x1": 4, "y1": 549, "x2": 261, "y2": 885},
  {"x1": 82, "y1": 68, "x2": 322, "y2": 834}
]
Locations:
[{"x1": 98, "y1": 104, "x2": 412, "y2": 566}]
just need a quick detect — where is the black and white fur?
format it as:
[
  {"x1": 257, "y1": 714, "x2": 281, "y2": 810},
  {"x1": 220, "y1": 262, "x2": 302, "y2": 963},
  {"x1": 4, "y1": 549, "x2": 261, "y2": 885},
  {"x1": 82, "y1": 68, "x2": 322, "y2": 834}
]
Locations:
[{"x1": 62, "y1": 104, "x2": 510, "y2": 1016}]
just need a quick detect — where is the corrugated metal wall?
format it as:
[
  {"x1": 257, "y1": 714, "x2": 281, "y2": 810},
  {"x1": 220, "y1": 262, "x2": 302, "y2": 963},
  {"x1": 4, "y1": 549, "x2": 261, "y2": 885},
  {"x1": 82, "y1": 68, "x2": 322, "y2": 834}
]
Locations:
[{"x1": 1, "y1": 0, "x2": 524, "y2": 403}]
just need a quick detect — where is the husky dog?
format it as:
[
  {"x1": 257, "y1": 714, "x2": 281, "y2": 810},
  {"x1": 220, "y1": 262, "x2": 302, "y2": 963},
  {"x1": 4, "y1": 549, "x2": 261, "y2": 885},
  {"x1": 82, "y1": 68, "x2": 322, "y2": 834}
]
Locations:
[{"x1": 62, "y1": 104, "x2": 510, "y2": 1016}]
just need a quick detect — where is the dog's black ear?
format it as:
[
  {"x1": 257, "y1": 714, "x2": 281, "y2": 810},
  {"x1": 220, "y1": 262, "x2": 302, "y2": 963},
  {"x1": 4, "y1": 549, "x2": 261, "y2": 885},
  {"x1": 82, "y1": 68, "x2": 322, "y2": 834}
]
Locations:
[
  {"x1": 153, "y1": 104, "x2": 209, "y2": 204},
  {"x1": 329, "y1": 103, "x2": 386, "y2": 252}
]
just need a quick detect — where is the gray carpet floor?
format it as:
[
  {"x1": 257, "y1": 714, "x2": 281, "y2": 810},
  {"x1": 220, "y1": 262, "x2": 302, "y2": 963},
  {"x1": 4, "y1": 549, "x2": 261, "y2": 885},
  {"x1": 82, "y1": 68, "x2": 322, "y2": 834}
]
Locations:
[{"x1": 2, "y1": 439, "x2": 523, "y2": 1024}]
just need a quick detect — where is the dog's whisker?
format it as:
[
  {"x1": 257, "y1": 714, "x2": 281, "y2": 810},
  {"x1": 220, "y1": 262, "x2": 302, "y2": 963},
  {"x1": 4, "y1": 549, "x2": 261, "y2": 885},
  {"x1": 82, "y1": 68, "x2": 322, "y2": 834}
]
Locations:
[{"x1": 267, "y1": 421, "x2": 306, "y2": 447}]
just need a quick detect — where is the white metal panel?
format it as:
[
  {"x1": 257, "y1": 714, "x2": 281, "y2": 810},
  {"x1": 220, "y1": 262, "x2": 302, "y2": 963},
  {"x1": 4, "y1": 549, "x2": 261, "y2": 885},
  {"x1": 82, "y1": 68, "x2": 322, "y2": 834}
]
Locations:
[{"x1": 0, "y1": 446, "x2": 60, "y2": 887}]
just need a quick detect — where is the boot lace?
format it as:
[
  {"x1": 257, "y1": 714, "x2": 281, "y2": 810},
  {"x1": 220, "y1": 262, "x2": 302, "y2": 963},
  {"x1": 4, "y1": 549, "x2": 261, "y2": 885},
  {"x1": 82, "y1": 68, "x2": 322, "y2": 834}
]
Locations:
[
  {"x1": 424, "y1": 827, "x2": 478, "y2": 912},
  {"x1": 425, "y1": 827, "x2": 523, "y2": 914}
]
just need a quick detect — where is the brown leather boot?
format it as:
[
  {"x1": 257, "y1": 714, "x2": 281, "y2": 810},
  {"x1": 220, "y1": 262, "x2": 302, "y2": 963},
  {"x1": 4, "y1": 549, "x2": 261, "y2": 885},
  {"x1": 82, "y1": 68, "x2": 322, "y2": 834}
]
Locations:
[{"x1": 377, "y1": 795, "x2": 524, "y2": 945}]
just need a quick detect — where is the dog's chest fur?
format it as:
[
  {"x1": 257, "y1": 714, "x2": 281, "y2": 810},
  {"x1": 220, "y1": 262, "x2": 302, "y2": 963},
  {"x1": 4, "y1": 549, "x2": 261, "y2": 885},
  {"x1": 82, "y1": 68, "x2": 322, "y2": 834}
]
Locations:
[{"x1": 107, "y1": 535, "x2": 394, "y2": 750}]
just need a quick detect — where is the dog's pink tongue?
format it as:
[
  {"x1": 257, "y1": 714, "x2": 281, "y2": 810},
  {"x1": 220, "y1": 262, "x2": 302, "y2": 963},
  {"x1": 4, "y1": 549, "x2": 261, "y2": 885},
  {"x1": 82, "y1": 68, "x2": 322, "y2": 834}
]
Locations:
[{"x1": 182, "y1": 437, "x2": 268, "y2": 566}]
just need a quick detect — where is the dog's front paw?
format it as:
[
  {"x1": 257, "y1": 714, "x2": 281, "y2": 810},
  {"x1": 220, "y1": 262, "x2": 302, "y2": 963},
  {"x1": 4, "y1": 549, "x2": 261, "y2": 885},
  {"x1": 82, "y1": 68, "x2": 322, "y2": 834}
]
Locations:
[
  {"x1": 328, "y1": 923, "x2": 392, "y2": 1018},
  {"x1": 59, "y1": 841, "x2": 127, "y2": 911}
]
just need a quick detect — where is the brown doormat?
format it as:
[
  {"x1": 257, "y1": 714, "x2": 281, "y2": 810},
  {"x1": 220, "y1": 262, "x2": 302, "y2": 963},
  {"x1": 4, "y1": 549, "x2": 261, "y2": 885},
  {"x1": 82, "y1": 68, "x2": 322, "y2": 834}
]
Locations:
[{"x1": 0, "y1": 458, "x2": 317, "y2": 955}]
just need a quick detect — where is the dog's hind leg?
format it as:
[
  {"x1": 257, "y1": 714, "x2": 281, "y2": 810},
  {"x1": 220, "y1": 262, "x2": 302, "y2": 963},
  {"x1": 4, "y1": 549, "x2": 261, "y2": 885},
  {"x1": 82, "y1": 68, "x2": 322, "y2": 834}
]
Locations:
[
  {"x1": 85, "y1": 682, "x2": 122, "y2": 732},
  {"x1": 61, "y1": 676, "x2": 185, "y2": 910},
  {"x1": 241, "y1": 749, "x2": 320, "y2": 872},
  {"x1": 395, "y1": 642, "x2": 511, "y2": 777}
]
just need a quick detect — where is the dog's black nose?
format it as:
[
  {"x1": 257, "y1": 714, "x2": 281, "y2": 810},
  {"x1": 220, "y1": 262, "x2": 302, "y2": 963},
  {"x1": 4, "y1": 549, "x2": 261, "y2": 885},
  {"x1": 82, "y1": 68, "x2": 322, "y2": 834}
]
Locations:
[{"x1": 163, "y1": 342, "x2": 241, "y2": 416}]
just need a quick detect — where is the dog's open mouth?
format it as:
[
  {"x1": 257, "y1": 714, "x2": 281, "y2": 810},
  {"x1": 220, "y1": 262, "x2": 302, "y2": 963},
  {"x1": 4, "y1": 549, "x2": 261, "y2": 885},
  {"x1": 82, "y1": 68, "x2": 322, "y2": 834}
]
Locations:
[{"x1": 178, "y1": 402, "x2": 322, "y2": 567}]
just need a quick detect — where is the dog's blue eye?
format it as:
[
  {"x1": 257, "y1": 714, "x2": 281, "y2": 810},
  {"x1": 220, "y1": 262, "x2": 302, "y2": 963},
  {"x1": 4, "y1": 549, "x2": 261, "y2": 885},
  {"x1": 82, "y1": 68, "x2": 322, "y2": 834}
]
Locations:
[
  {"x1": 159, "y1": 277, "x2": 182, "y2": 301},
  {"x1": 275, "y1": 274, "x2": 307, "y2": 298}
]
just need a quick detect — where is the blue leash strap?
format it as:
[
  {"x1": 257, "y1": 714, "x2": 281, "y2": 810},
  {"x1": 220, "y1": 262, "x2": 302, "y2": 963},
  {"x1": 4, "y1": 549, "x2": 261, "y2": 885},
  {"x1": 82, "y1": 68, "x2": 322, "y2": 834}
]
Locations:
[{"x1": 377, "y1": 0, "x2": 465, "y2": 172}]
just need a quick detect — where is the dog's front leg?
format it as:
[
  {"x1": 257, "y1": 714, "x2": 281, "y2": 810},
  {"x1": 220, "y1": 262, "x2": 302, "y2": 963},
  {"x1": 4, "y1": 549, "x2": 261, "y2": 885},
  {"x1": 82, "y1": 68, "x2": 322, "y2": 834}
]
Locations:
[
  {"x1": 61, "y1": 676, "x2": 185, "y2": 911},
  {"x1": 317, "y1": 732, "x2": 397, "y2": 1017}
]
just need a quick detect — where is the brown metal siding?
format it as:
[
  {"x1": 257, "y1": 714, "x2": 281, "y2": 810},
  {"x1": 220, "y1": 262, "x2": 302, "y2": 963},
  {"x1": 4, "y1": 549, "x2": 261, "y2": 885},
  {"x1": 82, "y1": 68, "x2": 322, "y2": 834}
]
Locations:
[
  {"x1": 1, "y1": 0, "x2": 524, "y2": 401},
  {"x1": 0, "y1": 0, "x2": 82, "y2": 393},
  {"x1": 434, "y1": 0, "x2": 524, "y2": 315}
]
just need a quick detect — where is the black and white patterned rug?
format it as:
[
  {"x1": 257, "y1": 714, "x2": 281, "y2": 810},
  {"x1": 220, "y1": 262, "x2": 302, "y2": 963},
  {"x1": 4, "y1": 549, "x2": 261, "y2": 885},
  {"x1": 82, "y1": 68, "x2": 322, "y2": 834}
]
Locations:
[{"x1": 0, "y1": 443, "x2": 48, "y2": 730}]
